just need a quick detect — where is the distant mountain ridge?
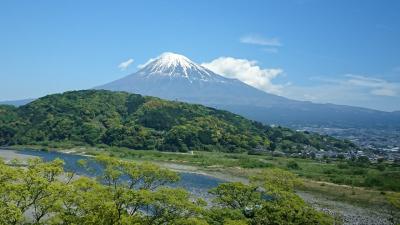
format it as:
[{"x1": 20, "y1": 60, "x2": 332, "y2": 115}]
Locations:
[
  {"x1": 0, "y1": 99, "x2": 34, "y2": 106},
  {"x1": 97, "y1": 52, "x2": 400, "y2": 129}
]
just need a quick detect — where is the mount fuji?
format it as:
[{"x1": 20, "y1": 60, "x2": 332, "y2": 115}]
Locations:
[
  {"x1": 97, "y1": 52, "x2": 400, "y2": 129},
  {"x1": 97, "y1": 52, "x2": 286, "y2": 105}
]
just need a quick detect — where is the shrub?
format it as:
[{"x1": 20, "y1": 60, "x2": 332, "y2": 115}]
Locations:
[
  {"x1": 337, "y1": 163, "x2": 349, "y2": 169},
  {"x1": 323, "y1": 168, "x2": 338, "y2": 175},
  {"x1": 238, "y1": 158, "x2": 273, "y2": 168},
  {"x1": 376, "y1": 164, "x2": 386, "y2": 171},
  {"x1": 364, "y1": 176, "x2": 383, "y2": 187},
  {"x1": 286, "y1": 160, "x2": 301, "y2": 170},
  {"x1": 352, "y1": 168, "x2": 367, "y2": 175}
]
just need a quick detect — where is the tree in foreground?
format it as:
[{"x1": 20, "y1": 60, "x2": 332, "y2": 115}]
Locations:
[{"x1": 208, "y1": 168, "x2": 335, "y2": 225}]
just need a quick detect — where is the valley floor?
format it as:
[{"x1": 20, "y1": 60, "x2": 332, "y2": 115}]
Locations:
[{"x1": 2, "y1": 146, "x2": 399, "y2": 225}]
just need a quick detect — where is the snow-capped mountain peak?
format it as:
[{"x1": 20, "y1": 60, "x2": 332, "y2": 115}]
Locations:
[
  {"x1": 138, "y1": 52, "x2": 219, "y2": 81},
  {"x1": 151, "y1": 52, "x2": 194, "y2": 70}
]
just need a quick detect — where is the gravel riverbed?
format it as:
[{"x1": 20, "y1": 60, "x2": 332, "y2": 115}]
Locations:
[{"x1": 298, "y1": 191, "x2": 393, "y2": 225}]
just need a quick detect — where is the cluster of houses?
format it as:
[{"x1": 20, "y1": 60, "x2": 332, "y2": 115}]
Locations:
[{"x1": 282, "y1": 147, "x2": 400, "y2": 164}]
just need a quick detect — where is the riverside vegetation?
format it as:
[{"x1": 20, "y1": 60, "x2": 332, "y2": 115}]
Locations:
[
  {"x1": 0, "y1": 155, "x2": 335, "y2": 225},
  {"x1": 93, "y1": 148, "x2": 400, "y2": 192}
]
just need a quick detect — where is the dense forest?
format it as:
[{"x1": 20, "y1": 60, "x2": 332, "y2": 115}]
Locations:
[{"x1": 0, "y1": 90, "x2": 357, "y2": 153}]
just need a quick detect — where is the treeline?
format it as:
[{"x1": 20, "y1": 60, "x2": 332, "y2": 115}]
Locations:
[
  {"x1": 0, "y1": 90, "x2": 357, "y2": 153},
  {"x1": 0, "y1": 156, "x2": 335, "y2": 225}
]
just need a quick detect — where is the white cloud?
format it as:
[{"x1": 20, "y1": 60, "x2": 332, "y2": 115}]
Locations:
[
  {"x1": 240, "y1": 34, "x2": 282, "y2": 47},
  {"x1": 293, "y1": 74, "x2": 400, "y2": 97},
  {"x1": 371, "y1": 88, "x2": 396, "y2": 96},
  {"x1": 202, "y1": 57, "x2": 284, "y2": 94},
  {"x1": 118, "y1": 58, "x2": 134, "y2": 71},
  {"x1": 344, "y1": 74, "x2": 399, "y2": 96},
  {"x1": 137, "y1": 57, "x2": 156, "y2": 69},
  {"x1": 282, "y1": 74, "x2": 400, "y2": 111}
]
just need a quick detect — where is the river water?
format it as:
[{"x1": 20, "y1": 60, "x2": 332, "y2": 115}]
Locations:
[{"x1": 0, "y1": 149, "x2": 224, "y2": 199}]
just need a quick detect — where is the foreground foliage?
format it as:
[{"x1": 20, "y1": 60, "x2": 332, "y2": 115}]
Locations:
[
  {"x1": 0, "y1": 90, "x2": 357, "y2": 153},
  {"x1": 0, "y1": 156, "x2": 334, "y2": 225}
]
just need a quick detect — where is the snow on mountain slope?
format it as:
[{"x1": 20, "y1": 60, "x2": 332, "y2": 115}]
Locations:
[{"x1": 136, "y1": 52, "x2": 228, "y2": 83}]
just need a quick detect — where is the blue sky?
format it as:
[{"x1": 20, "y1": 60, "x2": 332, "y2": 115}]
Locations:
[{"x1": 1, "y1": 0, "x2": 399, "y2": 111}]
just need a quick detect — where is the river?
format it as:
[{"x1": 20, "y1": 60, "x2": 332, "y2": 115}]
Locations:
[{"x1": 0, "y1": 148, "x2": 224, "y2": 199}]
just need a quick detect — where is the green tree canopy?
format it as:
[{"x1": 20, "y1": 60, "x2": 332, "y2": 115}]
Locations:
[{"x1": 0, "y1": 90, "x2": 358, "y2": 154}]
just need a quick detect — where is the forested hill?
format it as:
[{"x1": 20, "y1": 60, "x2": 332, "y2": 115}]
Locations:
[{"x1": 0, "y1": 90, "x2": 357, "y2": 153}]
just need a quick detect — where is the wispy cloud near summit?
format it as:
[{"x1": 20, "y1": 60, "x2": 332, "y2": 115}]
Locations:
[
  {"x1": 118, "y1": 58, "x2": 134, "y2": 71},
  {"x1": 240, "y1": 34, "x2": 282, "y2": 47}
]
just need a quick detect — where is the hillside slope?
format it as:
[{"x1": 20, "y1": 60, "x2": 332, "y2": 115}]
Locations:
[{"x1": 0, "y1": 90, "x2": 357, "y2": 153}]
